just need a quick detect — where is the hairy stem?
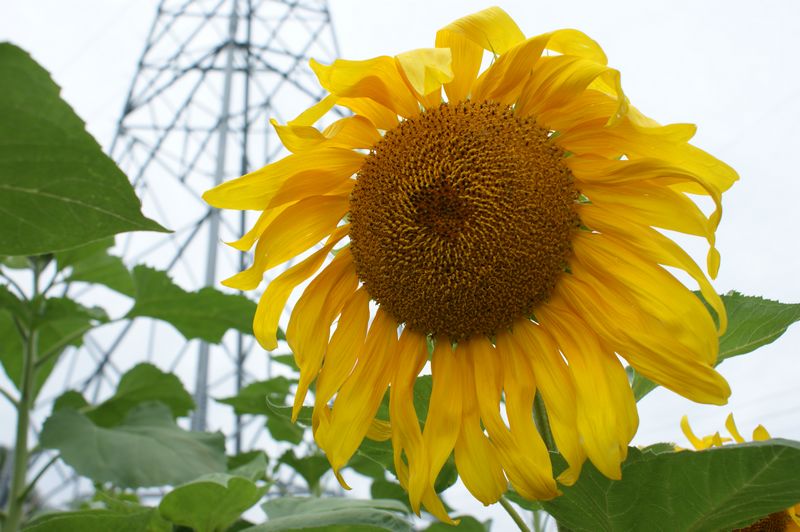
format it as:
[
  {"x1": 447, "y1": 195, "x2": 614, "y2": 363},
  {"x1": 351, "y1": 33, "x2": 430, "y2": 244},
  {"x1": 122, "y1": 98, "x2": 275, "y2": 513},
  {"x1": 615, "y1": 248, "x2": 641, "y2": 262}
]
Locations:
[
  {"x1": 499, "y1": 496, "x2": 532, "y2": 532},
  {"x1": 4, "y1": 263, "x2": 41, "y2": 532}
]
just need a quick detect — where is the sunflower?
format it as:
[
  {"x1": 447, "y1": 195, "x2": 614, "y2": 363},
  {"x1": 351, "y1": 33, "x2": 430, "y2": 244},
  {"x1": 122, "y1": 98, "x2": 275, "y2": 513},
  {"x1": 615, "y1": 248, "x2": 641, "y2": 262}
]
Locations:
[
  {"x1": 681, "y1": 415, "x2": 800, "y2": 531},
  {"x1": 204, "y1": 6, "x2": 737, "y2": 520}
]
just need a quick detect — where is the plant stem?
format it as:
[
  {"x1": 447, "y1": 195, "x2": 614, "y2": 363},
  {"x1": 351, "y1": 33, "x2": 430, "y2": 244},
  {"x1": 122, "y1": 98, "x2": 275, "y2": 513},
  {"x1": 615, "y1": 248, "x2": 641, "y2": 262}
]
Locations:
[
  {"x1": 4, "y1": 263, "x2": 41, "y2": 532},
  {"x1": 499, "y1": 496, "x2": 531, "y2": 532},
  {"x1": 533, "y1": 392, "x2": 556, "y2": 453},
  {"x1": 20, "y1": 454, "x2": 58, "y2": 503},
  {"x1": 0, "y1": 386, "x2": 19, "y2": 408}
]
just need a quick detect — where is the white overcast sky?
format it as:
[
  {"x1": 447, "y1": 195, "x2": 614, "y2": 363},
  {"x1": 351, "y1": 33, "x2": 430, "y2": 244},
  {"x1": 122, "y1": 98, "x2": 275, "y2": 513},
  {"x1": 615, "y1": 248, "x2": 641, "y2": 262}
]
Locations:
[{"x1": 3, "y1": 0, "x2": 800, "y2": 528}]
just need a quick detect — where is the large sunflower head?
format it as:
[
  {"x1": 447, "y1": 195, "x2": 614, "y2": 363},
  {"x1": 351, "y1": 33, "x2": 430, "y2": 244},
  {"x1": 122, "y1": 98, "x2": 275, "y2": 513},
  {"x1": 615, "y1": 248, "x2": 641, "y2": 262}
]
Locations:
[{"x1": 204, "y1": 6, "x2": 738, "y2": 521}]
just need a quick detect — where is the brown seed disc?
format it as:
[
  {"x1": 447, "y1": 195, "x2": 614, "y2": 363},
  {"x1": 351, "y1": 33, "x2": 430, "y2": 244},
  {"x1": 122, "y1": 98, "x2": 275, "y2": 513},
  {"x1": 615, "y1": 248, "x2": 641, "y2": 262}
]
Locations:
[
  {"x1": 733, "y1": 511, "x2": 792, "y2": 532},
  {"x1": 349, "y1": 101, "x2": 578, "y2": 341}
]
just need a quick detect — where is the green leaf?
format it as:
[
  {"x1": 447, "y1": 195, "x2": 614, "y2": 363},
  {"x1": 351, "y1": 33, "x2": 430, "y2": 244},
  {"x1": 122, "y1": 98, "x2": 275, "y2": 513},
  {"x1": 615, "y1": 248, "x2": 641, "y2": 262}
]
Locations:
[
  {"x1": 159, "y1": 473, "x2": 267, "y2": 532},
  {"x1": 370, "y1": 480, "x2": 411, "y2": 512},
  {"x1": 0, "y1": 255, "x2": 30, "y2": 269},
  {"x1": 40, "y1": 402, "x2": 226, "y2": 488},
  {"x1": 86, "y1": 363, "x2": 194, "y2": 426},
  {"x1": 542, "y1": 440, "x2": 800, "y2": 531},
  {"x1": 217, "y1": 377, "x2": 306, "y2": 443},
  {"x1": 249, "y1": 497, "x2": 411, "y2": 532},
  {"x1": 271, "y1": 352, "x2": 297, "y2": 371},
  {"x1": 22, "y1": 508, "x2": 169, "y2": 532},
  {"x1": 0, "y1": 43, "x2": 166, "y2": 256},
  {"x1": 0, "y1": 284, "x2": 29, "y2": 320},
  {"x1": 0, "y1": 296, "x2": 107, "y2": 395},
  {"x1": 277, "y1": 450, "x2": 330, "y2": 492},
  {"x1": 717, "y1": 292, "x2": 800, "y2": 360},
  {"x1": 502, "y1": 489, "x2": 542, "y2": 512},
  {"x1": 266, "y1": 414, "x2": 305, "y2": 444},
  {"x1": 52, "y1": 389, "x2": 90, "y2": 413},
  {"x1": 126, "y1": 265, "x2": 256, "y2": 343},
  {"x1": 216, "y1": 377, "x2": 295, "y2": 415},
  {"x1": 55, "y1": 238, "x2": 134, "y2": 296},
  {"x1": 632, "y1": 292, "x2": 800, "y2": 400},
  {"x1": 228, "y1": 451, "x2": 269, "y2": 482},
  {"x1": 423, "y1": 516, "x2": 489, "y2": 532},
  {"x1": 347, "y1": 453, "x2": 387, "y2": 480}
]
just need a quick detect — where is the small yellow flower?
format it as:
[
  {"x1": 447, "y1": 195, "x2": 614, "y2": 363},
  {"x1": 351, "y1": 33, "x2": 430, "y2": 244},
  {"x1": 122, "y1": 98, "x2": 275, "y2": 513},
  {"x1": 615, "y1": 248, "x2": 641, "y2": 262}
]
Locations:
[
  {"x1": 205, "y1": 6, "x2": 736, "y2": 519},
  {"x1": 681, "y1": 414, "x2": 800, "y2": 531}
]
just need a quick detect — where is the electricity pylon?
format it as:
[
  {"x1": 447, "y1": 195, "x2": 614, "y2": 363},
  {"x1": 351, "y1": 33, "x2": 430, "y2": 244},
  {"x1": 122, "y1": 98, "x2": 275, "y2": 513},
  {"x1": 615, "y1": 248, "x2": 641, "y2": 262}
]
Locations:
[{"x1": 31, "y1": 0, "x2": 341, "y2": 503}]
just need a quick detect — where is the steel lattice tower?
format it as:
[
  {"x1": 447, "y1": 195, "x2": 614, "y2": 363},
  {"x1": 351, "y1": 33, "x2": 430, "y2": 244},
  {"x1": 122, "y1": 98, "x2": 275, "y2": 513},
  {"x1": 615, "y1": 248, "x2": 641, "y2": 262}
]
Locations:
[{"x1": 28, "y1": 0, "x2": 342, "y2": 503}]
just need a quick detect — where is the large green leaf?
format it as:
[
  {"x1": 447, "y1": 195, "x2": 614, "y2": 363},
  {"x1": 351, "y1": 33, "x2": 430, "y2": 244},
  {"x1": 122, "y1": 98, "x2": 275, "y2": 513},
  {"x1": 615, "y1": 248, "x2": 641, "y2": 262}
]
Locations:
[
  {"x1": 217, "y1": 377, "x2": 295, "y2": 415},
  {"x1": 217, "y1": 377, "x2": 306, "y2": 444},
  {"x1": 370, "y1": 480, "x2": 411, "y2": 512},
  {"x1": 632, "y1": 292, "x2": 800, "y2": 400},
  {"x1": 228, "y1": 451, "x2": 269, "y2": 482},
  {"x1": 40, "y1": 402, "x2": 225, "y2": 488},
  {"x1": 277, "y1": 450, "x2": 330, "y2": 492},
  {"x1": 423, "y1": 516, "x2": 489, "y2": 531},
  {"x1": 542, "y1": 441, "x2": 800, "y2": 531},
  {"x1": 0, "y1": 43, "x2": 165, "y2": 256},
  {"x1": 55, "y1": 238, "x2": 134, "y2": 296},
  {"x1": 159, "y1": 473, "x2": 267, "y2": 532},
  {"x1": 22, "y1": 508, "x2": 169, "y2": 532},
  {"x1": 126, "y1": 266, "x2": 256, "y2": 343},
  {"x1": 0, "y1": 296, "x2": 107, "y2": 395},
  {"x1": 248, "y1": 497, "x2": 411, "y2": 532},
  {"x1": 86, "y1": 363, "x2": 195, "y2": 426}
]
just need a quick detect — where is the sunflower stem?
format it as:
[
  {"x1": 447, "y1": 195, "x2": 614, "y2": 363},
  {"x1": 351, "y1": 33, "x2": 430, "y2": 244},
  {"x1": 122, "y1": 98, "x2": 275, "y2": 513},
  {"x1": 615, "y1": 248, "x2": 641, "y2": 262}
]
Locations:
[
  {"x1": 499, "y1": 496, "x2": 531, "y2": 532},
  {"x1": 4, "y1": 260, "x2": 42, "y2": 532},
  {"x1": 533, "y1": 392, "x2": 556, "y2": 452}
]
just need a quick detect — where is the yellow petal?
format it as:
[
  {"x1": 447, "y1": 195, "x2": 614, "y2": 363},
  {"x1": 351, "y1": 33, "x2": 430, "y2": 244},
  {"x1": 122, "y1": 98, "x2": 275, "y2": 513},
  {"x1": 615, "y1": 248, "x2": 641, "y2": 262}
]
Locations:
[
  {"x1": 271, "y1": 119, "x2": 326, "y2": 152},
  {"x1": 725, "y1": 413, "x2": 746, "y2": 443},
  {"x1": 222, "y1": 195, "x2": 349, "y2": 290},
  {"x1": 537, "y1": 304, "x2": 638, "y2": 480},
  {"x1": 434, "y1": 6, "x2": 524, "y2": 102},
  {"x1": 389, "y1": 329, "x2": 432, "y2": 514},
  {"x1": 288, "y1": 93, "x2": 338, "y2": 127},
  {"x1": 575, "y1": 232, "x2": 719, "y2": 363},
  {"x1": 788, "y1": 505, "x2": 800, "y2": 528},
  {"x1": 752, "y1": 425, "x2": 771, "y2": 442},
  {"x1": 271, "y1": 114, "x2": 381, "y2": 155},
  {"x1": 438, "y1": 6, "x2": 525, "y2": 56},
  {"x1": 321, "y1": 115, "x2": 382, "y2": 148},
  {"x1": 251, "y1": 224, "x2": 349, "y2": 350},
  {"x1": 313, "y1": 286, "x2": 371, "y2": 413},
  {"x1": 544, "y1": 28, "x2": 608, "y2": 65},
  {"x1": 559, "y1": 272, "x2": 730, "y2": 406},
  {"x1": 454, "y1": 340, "x2": 507, "y2": 505},
  {"x1": 680, "y1": 415, "x2": 706, "y2": 450},
  {"x1": 422, "y1": 340, "x2": 463, "y2": 488},
  {"x1": 578, "y1": 204, "x2": 726, "y2": 335},
  {"x1": 286, "y1": 247, "x2": 358, "y2": 420},
  {"x1": 582, "y1": 180, "x2": 713, "y2": 240},
  {"x1": 469, "y1": 336, "x2": 558, "y2": 500},
  {"x1": 338, "y1": 96, "x2": 399, "y2": 130},
  {"x1": 395, "y1": 48, "x2": 454, "y2": 97},
  {"x1": 535, "y1": 89, "x2": 620, "y2": 132},
  {"x1": 510, "y1": 320, "x2": 586, "y2": 485},
  {"x1": 515, "y1": 55, "x2": 626, "y2": 124},
  {"x1": 471, "y1": 33, "x2": 552, "y2": 104},
  {"x1": 366, "y1": 418, "x2": 392, "y2": 441},
  {"x1": 317, "y1": 308, "x2": 398, "y2": 474},
  {"x1": 559, "y1": 113, "x2": 739, "y2": 200},
  {"x1": 203, "y1": 148, "x2": 363, "y2": 210},
  {"x1": 311, "y1": 56, "x2": 420, "y2": 118},
  {"x1": 225, "y1": 201, "x2": 294, "y2": 252}
]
